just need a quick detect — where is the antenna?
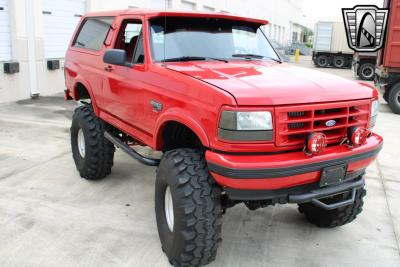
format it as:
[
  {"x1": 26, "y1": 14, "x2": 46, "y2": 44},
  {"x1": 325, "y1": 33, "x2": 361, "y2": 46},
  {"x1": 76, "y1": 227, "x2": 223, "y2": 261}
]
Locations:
[{"x1": 163, "y1": 0, "x2": 167, "y2": 61}]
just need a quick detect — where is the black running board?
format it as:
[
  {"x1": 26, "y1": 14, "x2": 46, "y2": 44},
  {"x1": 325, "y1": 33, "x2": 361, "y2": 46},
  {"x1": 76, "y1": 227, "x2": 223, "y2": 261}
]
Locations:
[{"x1": 104, "y1": 131, "x2": 160, "y2": 166}]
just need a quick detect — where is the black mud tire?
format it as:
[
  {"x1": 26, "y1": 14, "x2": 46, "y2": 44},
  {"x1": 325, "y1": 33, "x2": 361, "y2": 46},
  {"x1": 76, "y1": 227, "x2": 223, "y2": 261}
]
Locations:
[
  {"x1": 316, "y1": 55, "x2": 329, "y2": 68},
  {"x1": 70, "y1": 105, "x2": 115, "y2": 180},
  {"x1": 333, "y1": 56, "x2": 345, "y2": 68},
  {"x1": 388, "y1": 83, "x2": 400, "y2": 114},
  {"x1": 298, "y1": 187, "x2": 366, "y2": 228},
  {"x1": 155, "y1": 149, "x2": 222, "y2": 267},
  {"x1": 358, "y1": 63, "x2": 375, "y2": 81}
]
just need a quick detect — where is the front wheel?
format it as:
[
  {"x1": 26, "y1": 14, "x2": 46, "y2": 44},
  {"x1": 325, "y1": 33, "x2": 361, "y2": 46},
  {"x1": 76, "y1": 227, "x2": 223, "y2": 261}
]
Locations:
[
  {"x1": 155, "y1": 149, "x2": 222, "y2": 267},
  {"x1": 70, "y1": 105, "x2": 115, "y2": 180},
  {"x1": 298, "y1": 187, "x2": 366, "y2": 228}
]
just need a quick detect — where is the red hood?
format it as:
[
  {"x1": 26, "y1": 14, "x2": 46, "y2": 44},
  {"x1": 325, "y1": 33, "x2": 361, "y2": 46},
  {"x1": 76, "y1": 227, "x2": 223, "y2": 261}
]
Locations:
[{"x1": 164, "y1": 61, "x2": 376, "y2": 106}]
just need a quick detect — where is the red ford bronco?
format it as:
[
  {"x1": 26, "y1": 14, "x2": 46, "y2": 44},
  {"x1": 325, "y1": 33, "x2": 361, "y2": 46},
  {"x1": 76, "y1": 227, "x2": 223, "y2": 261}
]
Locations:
[{"x1": 65, "y1": 9, "x2": 383, "y2": 267}]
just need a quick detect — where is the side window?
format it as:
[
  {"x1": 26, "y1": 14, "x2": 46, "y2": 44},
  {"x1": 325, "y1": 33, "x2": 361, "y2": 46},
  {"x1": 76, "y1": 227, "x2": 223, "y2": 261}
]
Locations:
[
  {"x1": 133, "y1": 33, "x2": 145, "y2": 64},
  {"x1": 74, "y1": 17, "x2": 114, "y2": 51},
  {"x1": 116, "y1": 21, "x2": 144, "y2": 63}
]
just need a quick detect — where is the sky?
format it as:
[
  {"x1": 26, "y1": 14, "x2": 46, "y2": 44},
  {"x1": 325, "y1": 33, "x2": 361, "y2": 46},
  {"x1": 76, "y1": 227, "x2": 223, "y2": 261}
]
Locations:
[{"x1": 302, "y1": 0, "x2": 384, "y2": 28}]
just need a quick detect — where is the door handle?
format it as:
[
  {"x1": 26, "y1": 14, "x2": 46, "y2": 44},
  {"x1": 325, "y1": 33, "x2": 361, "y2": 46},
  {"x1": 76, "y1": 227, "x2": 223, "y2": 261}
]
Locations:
[{"x1": 104, "y1": 65, "x2": 113, "y2": 72}]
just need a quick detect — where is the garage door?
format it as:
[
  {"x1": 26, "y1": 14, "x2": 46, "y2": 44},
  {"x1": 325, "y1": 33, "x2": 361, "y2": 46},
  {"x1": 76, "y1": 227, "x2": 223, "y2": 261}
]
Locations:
[
  {"x1": 42, "y1": 0, "x2": 85, "y2": 59},
  {"x1": 0, "y1": 0, "x2": 12, "y2": 61}
]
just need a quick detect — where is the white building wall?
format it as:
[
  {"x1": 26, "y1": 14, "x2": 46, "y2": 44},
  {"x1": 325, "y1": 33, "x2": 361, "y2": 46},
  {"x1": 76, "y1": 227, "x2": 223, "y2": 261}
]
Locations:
[
  {"x1": 0, "y1": 0, "x2": 306, "y2": 103},
  {"x1": 0, "y1": 0, "x2": 86, "y2": 103}
]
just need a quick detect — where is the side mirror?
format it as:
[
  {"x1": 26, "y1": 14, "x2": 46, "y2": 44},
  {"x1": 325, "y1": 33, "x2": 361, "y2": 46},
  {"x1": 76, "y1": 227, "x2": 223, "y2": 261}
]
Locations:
[{"x1": 103, "y1": 49, "x2": 129, "y2": 66}]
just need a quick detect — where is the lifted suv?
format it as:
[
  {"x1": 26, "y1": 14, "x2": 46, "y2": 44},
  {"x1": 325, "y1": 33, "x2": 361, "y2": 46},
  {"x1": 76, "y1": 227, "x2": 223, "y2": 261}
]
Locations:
[{"x1": 65, "y1": 9, "x2": 383, "y2": 267}]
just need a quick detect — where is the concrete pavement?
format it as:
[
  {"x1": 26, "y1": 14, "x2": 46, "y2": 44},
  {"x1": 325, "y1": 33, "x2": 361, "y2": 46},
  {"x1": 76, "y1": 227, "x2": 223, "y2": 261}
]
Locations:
[{"x1": 0, "y1": 61, "x2": 399, "y2": 266}]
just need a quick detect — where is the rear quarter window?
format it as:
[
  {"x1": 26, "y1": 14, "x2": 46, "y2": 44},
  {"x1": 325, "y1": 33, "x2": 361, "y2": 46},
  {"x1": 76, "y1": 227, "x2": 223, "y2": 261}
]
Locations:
[{"x1": 73, "y1": 17, "x2": 114, "y2": 51}]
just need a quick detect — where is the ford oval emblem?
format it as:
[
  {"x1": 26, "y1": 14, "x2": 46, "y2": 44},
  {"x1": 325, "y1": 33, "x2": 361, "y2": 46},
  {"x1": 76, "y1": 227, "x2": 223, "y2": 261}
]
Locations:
[{"x1": 326, "y1": 120, "x2": 337, "y2": 127}]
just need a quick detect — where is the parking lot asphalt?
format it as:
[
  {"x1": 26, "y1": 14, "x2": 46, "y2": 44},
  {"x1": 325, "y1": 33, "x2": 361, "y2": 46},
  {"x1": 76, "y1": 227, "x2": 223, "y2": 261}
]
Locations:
[{"x1": 0, "y1": 57, "x2": 399, "y2": 267}]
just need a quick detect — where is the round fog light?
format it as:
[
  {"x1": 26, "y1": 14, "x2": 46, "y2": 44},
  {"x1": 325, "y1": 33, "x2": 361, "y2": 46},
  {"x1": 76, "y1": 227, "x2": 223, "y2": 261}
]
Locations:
[
  {"x1": 306, "y1": 132, "x2": 327, "y2": 155},
  {"x1": 348, "y1": 127, "x2": 368, "y2": 146}
]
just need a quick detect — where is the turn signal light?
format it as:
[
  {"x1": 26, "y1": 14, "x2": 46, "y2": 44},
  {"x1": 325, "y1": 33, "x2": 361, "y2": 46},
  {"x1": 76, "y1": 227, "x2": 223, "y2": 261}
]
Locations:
[
  {"x1": 348, "y1": 127, "x2": 368, "y2": 146},
  {"x1": 305, "y1": 132, "x2": 327, "y2": 155}
]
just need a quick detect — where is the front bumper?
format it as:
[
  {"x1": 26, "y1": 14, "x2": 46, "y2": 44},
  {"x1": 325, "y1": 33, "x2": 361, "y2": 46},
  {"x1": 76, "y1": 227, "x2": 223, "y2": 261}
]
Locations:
[
  {"x1": 226, "y1": 176, "x2": 365, "y2": 210},
  {"x1": 206, "y1": 133, "x2": 383, "y2": 192}
]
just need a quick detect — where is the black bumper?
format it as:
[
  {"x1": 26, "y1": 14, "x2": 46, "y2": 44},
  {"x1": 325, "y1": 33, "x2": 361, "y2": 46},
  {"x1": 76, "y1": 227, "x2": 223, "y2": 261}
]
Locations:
[
  {"x1": 226, "y1": 174, "x2": 365, "y2": 210},
  {"x1": 208, "y1": 145, "x2": 381, "y2": 179}
]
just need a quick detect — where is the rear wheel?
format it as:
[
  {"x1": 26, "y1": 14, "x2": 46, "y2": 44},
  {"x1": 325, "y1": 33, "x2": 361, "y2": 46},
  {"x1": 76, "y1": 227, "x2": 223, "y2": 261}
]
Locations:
[
  {"x1": 333, "y1": 56, "x2": 345, "y2": 68},
  {"x1": 70, "y1": 105, "x2": 115, "y2": 180},
  {"x1": 316, "y1": 55, "x2": 329, "y2": 68},
  {"x1": 388, "y1": 83, "x2": 400, "y2": 114},
  {"x1": 298, "y1": 187, "x2": 366, "y2": 228},
  {"x1": 155, "y1": 149, "x2": 222, "y2": 267},
  {"x1": 358, "y1": 63, "x2": 375, "y2": 81}
]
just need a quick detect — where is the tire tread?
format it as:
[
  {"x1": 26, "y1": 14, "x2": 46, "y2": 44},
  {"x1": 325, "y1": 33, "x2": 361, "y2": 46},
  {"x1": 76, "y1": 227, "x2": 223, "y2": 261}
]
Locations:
[
  {"x1": 158, "y1": 149, "x2": 222, "y2": 267},
  {"x1": 298, "y1": 188, "x2": 366, "y2": 228},
  {"x1": 71, "y1": 106, "x2": 115, "y2": 180}
]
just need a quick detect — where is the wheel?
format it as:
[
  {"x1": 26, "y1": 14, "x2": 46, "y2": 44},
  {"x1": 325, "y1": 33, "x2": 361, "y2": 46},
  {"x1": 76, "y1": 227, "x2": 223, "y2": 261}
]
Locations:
[
  {"x1": 155, "y1": 149, "x2": 222, "y2": 267},
  {"x1": 388, "y1": 83, "x2": 400, "y2": 114},
  {"x1": 383, "y1": 91, "x2": 389, "y2": 103},
  {"x1": 358, "y1": 63, "x2": 375, "y2": 81},
  {"x1": 333, "y1": 56, "x2": 345, "y2": 68},
  {"x1": 316, "y1": 55, "x2": 329, "y2": 68},
  {"x1": 298, "y1": 187, "x2": 366, "y2": 228},
  {"x1": 70, "y1": 105, "x2": 115, "y2": 180}
]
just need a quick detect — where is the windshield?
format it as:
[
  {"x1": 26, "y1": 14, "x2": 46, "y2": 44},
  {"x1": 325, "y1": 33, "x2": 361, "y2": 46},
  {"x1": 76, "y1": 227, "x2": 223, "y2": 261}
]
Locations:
[{"x1": 149, "y1": 17, "x2": 280, "y2": 62}]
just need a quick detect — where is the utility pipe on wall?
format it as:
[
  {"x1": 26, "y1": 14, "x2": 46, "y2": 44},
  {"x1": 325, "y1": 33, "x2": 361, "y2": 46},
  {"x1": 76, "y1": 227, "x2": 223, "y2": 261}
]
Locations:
[{"x1": 26, "y1": 0, "x2": 39, "y2": 98}]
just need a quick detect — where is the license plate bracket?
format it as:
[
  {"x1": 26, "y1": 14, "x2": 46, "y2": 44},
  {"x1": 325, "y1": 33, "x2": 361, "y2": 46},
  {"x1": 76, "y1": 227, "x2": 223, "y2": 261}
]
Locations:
[{"x1": 320, "y1": 164, "x2": 347, "y2": 187}]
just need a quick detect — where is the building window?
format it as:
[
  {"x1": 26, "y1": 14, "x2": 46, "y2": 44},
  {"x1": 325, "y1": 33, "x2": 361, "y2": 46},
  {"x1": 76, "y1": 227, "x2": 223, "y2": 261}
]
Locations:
[
  {"x1": 277, "y1": 26, "x2": 281, "y2": 43},
  {"x1": 292, "y1": 32, "x2": 298, "y2": 43},
  {"x1": 268, "y1": 24, "x2": 272, "y2": 38}
]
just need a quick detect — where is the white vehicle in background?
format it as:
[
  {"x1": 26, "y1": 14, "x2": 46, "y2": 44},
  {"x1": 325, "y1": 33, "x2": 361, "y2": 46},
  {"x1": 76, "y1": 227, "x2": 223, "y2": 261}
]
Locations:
[{"x1": 312, "y1": 21, "x2": 353, "y2": 68}]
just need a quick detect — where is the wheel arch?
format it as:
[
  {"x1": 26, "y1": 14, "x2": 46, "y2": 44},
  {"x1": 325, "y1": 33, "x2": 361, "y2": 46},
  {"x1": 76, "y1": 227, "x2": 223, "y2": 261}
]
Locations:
[
  {"x1": 154, "y1": 111, "x2": 210, "y2": 151},
  {"x1": 72, "y1": 78, "x2": 100, "y2": 115}
]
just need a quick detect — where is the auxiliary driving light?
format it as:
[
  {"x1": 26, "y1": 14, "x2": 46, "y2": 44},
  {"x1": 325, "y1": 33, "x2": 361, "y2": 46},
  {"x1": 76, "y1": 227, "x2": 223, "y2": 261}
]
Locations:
[
  {"x1": 305, "y1": 132, "x2": 327, "y2": 155},
  {"x1": 348, "y1": 126, "x2": 368, "y2": 146}
]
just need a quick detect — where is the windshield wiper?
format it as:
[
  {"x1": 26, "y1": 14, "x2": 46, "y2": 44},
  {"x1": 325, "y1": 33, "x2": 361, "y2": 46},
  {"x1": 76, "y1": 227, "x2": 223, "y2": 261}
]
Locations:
[
  {"x1": 232, "y1": 54, "x2": 282, "y2": 63},
  {"x1": 161, "y1": 56, "x2": 228, "y2": 63}
]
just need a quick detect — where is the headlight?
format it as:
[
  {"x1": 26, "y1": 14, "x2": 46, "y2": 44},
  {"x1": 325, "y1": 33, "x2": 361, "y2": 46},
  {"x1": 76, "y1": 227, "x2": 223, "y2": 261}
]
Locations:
[
  {"x1": 218, "y1": 111, "x2": 273, "y2": 141},
  {"x1": 371, "y1": 100, "x2": 379, "y2": 117},
  {"x1": 370, "y1": 99, "x2": 379, "y2": 128},
  {"x1": 236, "y1": 112, "x2": 273, "y2": 130}
]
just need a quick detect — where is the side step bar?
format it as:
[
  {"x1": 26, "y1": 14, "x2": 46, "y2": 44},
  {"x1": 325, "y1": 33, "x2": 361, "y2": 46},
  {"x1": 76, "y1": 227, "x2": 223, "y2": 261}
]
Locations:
[{"x1": 104, "y1": 131, "x2": 160, "y2": 166}]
